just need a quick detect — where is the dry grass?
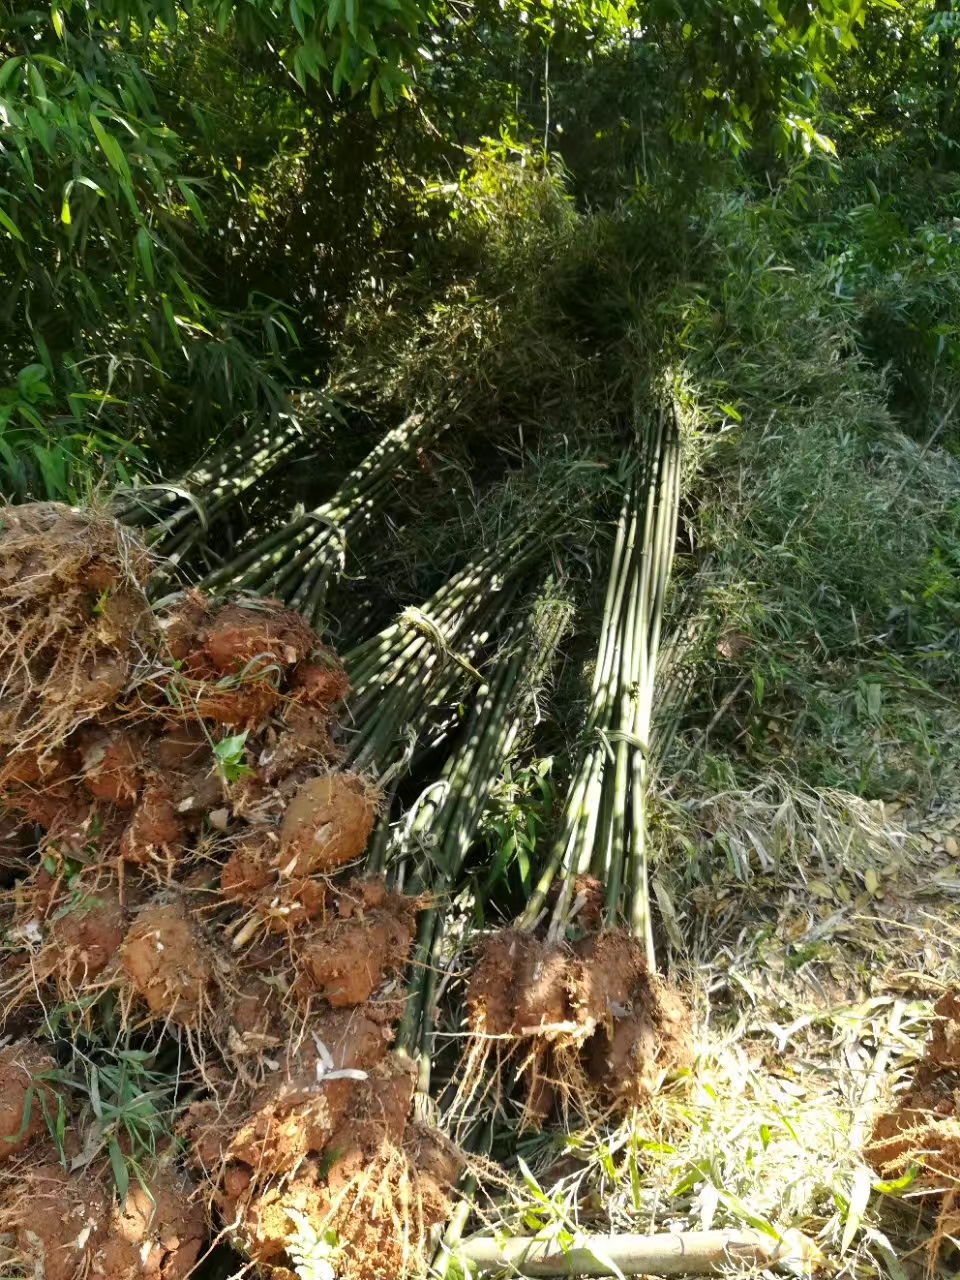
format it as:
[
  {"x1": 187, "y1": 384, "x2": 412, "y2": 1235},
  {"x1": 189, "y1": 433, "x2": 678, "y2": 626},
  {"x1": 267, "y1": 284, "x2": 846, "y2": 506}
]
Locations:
[{"x1": 436, "y1": 781, "x2": 960, "y2": 1279}]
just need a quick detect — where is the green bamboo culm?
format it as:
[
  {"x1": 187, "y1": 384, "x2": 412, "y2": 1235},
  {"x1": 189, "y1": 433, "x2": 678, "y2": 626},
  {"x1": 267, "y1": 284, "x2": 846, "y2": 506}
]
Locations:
[
  {"x1": 114, "y1": 410, "x2": 310, "y2": 559},
  {"x1": 388, "y1": 587, "x2": 572, "y2": 1069},
  {"x1": 151, "y1": 412, "x2": 443, "y2": 620},
  {"x1": 519, "y1": 403, "x2": 681, "y2": 969},
  {"x1": 341, "y1": 507, "x2": 560, "y2": 779}
]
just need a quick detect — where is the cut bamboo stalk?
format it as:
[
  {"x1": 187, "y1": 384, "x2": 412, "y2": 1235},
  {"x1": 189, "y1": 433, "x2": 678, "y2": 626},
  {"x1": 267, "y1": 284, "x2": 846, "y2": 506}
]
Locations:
[{"x1": 457, "y1": 1227, "x2": 820, "y2": 1277}]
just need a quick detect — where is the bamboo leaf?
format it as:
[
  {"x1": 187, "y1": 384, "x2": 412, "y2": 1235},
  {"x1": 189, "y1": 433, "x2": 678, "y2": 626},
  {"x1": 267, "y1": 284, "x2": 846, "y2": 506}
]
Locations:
[
  {"x1": 90, "y1": 113, "x2": 131, "y2": 184},
  {"x1": 840, "y1": 1165, "x2": 872, "y2": 1256},
  {"x1": 0, "y1": 208, "x2": 24, "y2": 241},
  {"x1": 108, "y1": 1139, "x2": 130, "y2": 1203}
]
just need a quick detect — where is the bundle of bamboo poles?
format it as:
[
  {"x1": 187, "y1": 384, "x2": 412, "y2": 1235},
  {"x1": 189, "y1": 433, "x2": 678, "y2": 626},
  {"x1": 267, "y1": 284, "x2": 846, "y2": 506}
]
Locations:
[
  {"x1": 520, "y1": 403, "x2": 681, "y2": 964},
  {"x1": 389, "y1": 591, "x2": 572, "y2": 1084},
  {"x1": 157, "y1": 412, "x2": 441, "y2": 622},
  {"x1": 343, "y1": 510, "x2": 559, "y2": 776},
  {"x1": 114, "y1": 411, "x2": 312, "y2": 565}
]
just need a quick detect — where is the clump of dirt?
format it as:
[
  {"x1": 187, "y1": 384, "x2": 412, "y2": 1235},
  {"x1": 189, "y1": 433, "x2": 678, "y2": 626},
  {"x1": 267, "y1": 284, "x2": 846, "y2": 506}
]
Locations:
[
  {"x1": 155, "y1": 591, "x2": 334, "y2": 729},
  {"x1": 80, "y1": 728, "x2": 144, "y2": 808},
  {"x1": 121, "y1": 902, "x2": 214, "y2": 1024},
  {"x1": 927, "y1": 988, "x2": 960, "y2": 1070},
  {"x1": 228, "y1": 1055, "x2": 458, "y2": 1280},
  {"x1": 0, "y1": 1158, "x2": 204, "y2": 1280},
  {"x1": 189, "y1": 1008, "x2": 392, "y2": 1186},
  {"x1": 41, "y1": 884, "x2": 128, "y2": 986},
  {"x1": 119, "y1": 781, "x2": 185, "y2": 863},
  {"x1": 465, "y1": 926, "x2": 692, "y2": 1122},
  {"x1": 0, "y1": 502, "x2": 155, "y2": 756},
  {"x1": 0, "y1": 1042, "x2": 54, "y2": 1162},
  {"x1": 868, "y1": 987, "x2": 960, "y2": 1261},
  {"x1": 0, "y1": 504, "x2": 440, "y2": 1280},
  {"x1": 572, "y1": 932, "x2": 692, "y2": 1105},
  {"x1": 297, "y1": 887, "x2": 419, "y2": 1008},
  {"x1": 467, "y1": 931, "x2": 571, "y2": 1037},
  {"x1": 279, "y1": 773, "x2": 377, "y2": 876}
]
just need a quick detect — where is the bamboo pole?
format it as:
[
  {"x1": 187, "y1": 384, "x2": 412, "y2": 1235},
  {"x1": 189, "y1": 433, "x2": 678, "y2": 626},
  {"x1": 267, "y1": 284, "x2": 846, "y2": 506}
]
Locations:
[{"x1": 457, "y1": 1228, "x2": 819, "y2": 1277}]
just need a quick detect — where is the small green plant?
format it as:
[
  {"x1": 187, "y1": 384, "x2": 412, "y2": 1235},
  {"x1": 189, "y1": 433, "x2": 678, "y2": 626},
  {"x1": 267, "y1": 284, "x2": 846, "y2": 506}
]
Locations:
[
  {"x1": 479, "y1": 756, "x2": 555, "y2": 905},
  {"x1": 213, "y1": 731, "x2": 254, "y2": 784},
  {"x1": 21, "y1": 1016, "x2": 178, "y2": 1204}
]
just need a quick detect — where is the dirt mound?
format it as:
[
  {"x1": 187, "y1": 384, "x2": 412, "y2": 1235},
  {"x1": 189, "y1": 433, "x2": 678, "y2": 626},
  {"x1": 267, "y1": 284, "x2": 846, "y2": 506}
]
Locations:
[
  {"x1": 467, "y1": 931, "x2": 571, "y2": 1037},
  {"x1": 0, "y1": 1159, "x2": 204, "y2": 1280},
  {"x1": 42, "y1": 883, "x2": 128, "y2": 985},
  {"x1": 228, "y1": 1055, "x2": 456, "y2": 1280},
  {"x1": 868, "y1": 987, "x2": 960, "y2": 1261},
  {"x1": 0, "y1": 503, "x2": 441, "y2": 1280},
  {"x1": 0, "y1": 502, "x2": 155, "y2": 755},
  {"x1": 466, "y1": 926, "x2": 692, "y2": 1121}
]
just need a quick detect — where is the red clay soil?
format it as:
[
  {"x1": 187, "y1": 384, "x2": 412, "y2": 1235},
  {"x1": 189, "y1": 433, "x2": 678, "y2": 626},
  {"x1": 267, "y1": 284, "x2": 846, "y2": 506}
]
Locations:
[
  {"x1": 0, "y1": 505, "x2": 447, "y2": 1280},
  {"x1": 80, "y1": 729, "x2": 144, "y2": 808},
  {"x1": 0, "y1": 1159, "x2": 204, "y2": 1280},
  {"x1": 221, "y1": 830, "x2": 277, "y2": 902},
  {"x1": 467, "y1": 931, "x2": 572, "y2": 1037},
  {"x1": 0, "y1": 1042, "x2": 53, "y2": 1162},
  {"x1": 297, "y1": 889, "x2": 420, "y2": 1008},
  {"x1": 232, "y1": 1055, "x2": 458, "y2": 1280},
  {"x1": 184, "y1": 1007, "x2": 393, "y2": 1187},
  {"x1": 119, "y1": 781, "x2": 186, "y2": 863},
  {"x1": 121, "y1": 902, "x2": 214, "y2": 1024},
  {"x1": 573, "y1": 932, "x2": 692, "y2": 1104},
  {"x1": 278, "y1": 773, "x2": 377, "y2": 876},
  {"x1": 40, "y1": 884, "x2": 128, "y2": 985}
]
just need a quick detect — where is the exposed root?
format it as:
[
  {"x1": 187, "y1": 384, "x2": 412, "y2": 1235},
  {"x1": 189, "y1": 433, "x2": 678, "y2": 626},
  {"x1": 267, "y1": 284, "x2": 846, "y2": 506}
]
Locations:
[
  {"x1": 0, "y1": 505, "x2": 440, "y2": 1280},
  {"x1": 462, "y1": 926, "x2": 692, "y2": 1127},
  {"x1": 0, "y1": 502, "x2": 155, "y2": 755}
]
